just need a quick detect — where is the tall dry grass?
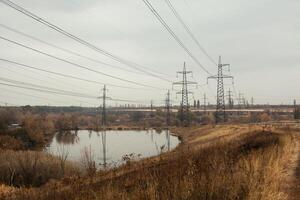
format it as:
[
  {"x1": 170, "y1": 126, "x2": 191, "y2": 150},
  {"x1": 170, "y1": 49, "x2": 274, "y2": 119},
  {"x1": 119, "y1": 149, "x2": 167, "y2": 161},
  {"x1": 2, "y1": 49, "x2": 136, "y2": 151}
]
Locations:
[
  {"x1": 1, "y1": 130, "x2": 295, "y2": 200},
  {"x1": 0, "y1": 150, "x2": 82, "y2": 187}
]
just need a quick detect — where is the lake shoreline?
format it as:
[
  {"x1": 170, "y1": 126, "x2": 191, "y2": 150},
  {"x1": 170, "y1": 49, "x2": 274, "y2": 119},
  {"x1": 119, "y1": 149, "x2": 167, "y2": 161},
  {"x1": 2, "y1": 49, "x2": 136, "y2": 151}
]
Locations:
[{"x1": 46, "y1": 129, "x2": 181, "y2": 168}]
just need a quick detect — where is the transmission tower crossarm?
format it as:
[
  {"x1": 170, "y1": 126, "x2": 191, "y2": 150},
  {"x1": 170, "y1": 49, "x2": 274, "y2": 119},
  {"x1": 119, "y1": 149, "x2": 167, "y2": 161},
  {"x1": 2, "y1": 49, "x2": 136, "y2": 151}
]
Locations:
[
  {"x1": 176, "y1": 90, "x2": 193, "y2": 94},
  {"x1": 207, "y1": 75, "x2": 218, "y2": 80},
  {"x1": 207, "y1": 75, "x2": 233, "y2": 79},
  {"x1": 187, "y1": 81, "x2": 198, "y2": 84},
  {"x1": 173, "y1": 81, "x2": 197, "y2": 85},
  {"x1": 177, "y1": 71, "x2": 193, "y2": 74},
  {"x1": 222, "y1": 75, "x2": 234, "y2": 79},
  {"x1": 221, "y1": 64, "x2": 230, "y2": 67},
  {"x1": 98, "y1": 96, "x2": 112, "y2": 100}
]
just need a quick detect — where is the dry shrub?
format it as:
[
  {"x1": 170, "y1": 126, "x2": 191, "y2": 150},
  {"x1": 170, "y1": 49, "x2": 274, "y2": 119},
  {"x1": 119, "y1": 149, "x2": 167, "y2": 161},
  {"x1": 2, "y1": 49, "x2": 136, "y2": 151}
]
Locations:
[
  {"x1": 0, "y1": 136, "x2": 24, "y2": 150},
  {"x1": 80, "y1": 146, "x2": 96, "y2": 176},
  {"x1": 23, "y1": 116, "x2": 45, "y2": 146},
  {"x1": 0, "y1": 150, "x2": 82, "y2": 187}
]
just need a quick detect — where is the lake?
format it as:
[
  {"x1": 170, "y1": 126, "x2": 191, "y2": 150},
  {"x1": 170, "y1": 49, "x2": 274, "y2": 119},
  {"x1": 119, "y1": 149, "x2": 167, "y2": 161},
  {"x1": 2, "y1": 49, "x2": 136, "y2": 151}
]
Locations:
[{"x1": 46, "y1": 129, "x2": 180, "y2": 168}]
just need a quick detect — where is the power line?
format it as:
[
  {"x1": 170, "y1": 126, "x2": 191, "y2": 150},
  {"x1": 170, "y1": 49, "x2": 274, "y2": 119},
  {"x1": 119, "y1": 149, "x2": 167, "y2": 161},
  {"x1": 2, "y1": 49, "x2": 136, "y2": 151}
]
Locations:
[
  {"x1": 0, "y1": 23, "x2": 147, "y2": 76},
  {"x1": 0, "y1": 81, "x2": 145, "y2": 104},
  {"x1": 0, "y1": 86, "x2": 73, "y2": 105},
  {"x1": 197, "y1": 83, "x2": 217, "y2": 103},
  {"x1": 163, "y1": 0, "x2": 217, "y2": 65},
  {"x1": 0, "y1": 0, "x2": 171, "y2": 82},
  {"x1": 0, "y1": 77, "x2": 97, "y2": 99},
  {"x1": 142, "y1": 0, "x2": 212, "y2": 75},
  {"x1": 0, "y1": 58, "x2": 150, "y2": 90},
  {"x1": 0, "y1": 76, "x2": 152, "y2": 104},
  {"x1": 0, "y1": 36, "x2": 163, "y2": 89},
  {"x1": 0, "y1": 62, "x2": 167, "y2": 103},
  {"x1": 0, "y1": 64, "x2": 91, "y2": 94},
  {"x1": 0, "y1": 82, "x2": 97, "y2": 99}
]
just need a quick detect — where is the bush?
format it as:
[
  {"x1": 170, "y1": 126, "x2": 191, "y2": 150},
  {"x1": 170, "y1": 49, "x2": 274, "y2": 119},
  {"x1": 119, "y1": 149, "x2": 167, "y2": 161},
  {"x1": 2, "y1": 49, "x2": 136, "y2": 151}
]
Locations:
[{"x1": 23, "y1": 116, "x2": 45, "y2": 146}]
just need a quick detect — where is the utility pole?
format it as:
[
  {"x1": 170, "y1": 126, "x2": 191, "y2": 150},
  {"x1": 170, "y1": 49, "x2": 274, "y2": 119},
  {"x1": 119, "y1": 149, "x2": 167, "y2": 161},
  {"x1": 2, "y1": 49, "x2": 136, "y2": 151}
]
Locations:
[
  {"x1": 173, "y1": 62, "x2": 197, "y2": 126},
  {"x1": 208, "y1": 56, "x2": 233, "y2": 123}
]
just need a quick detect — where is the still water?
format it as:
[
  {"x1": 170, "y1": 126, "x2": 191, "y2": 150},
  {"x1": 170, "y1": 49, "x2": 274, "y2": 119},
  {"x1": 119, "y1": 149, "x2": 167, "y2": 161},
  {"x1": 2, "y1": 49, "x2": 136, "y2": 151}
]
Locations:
[{"x1": 46, "y1": 130, "x2": 180, "y2": 168}]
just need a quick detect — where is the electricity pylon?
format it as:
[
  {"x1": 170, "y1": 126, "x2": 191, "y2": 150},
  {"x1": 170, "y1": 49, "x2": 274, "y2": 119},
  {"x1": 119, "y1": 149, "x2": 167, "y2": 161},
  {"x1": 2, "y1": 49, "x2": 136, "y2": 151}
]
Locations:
[
  {"x1": 165, "y1": 90, "x2": 171, "y2": 126},
  {"x1": 208, "y1": 56, "x2": 233, "y2": 123},
  {"x1": 150, "y1": 100, "x2": 153, "y2": 111},
  {"x1": 203, "y1": 93, "x2": 207, "y2": 114},
  {"x1": 227, "y1": 89, "x2": 234, "y2": 109},
  {"x1": 173, "y1": 62, "x2": 197, "y2": 126},
  {"x1": 98, "y1": 85, "x2": 111, "y2": 168}
]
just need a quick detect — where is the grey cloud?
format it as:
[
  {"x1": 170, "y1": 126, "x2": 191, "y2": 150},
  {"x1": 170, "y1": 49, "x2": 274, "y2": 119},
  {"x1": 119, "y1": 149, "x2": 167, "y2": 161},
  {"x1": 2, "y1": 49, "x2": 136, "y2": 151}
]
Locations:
[{"x1": 0, "y1": 0, "x2": 299, "y2": 106}]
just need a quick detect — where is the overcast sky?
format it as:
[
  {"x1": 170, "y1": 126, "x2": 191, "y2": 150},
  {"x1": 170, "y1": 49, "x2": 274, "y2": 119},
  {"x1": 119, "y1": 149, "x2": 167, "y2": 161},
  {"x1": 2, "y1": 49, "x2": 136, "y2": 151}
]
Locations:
[{"x1": 0, "y1": 0, "x2": 299, "y2": 106}]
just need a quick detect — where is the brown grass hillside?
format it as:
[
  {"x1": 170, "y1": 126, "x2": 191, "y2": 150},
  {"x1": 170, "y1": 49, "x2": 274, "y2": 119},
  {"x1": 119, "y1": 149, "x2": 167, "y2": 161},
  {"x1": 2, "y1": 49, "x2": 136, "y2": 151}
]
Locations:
[{"x1": 0, "y1": 125, "x2": 296, "y2": 200}]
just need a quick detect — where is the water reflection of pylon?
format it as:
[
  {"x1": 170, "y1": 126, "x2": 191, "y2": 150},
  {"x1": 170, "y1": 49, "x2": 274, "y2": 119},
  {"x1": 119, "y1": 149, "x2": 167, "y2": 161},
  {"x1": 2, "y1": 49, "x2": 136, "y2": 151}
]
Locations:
[
  {"x1": 101, "y1": 131, "x2": 107, "y2": 168},
  {"x1": 166, "y1": 130, "x2": 170, "y2": 151},
  {"x1": 165, "y1": 90, "x2": 171, "y2": 152}
]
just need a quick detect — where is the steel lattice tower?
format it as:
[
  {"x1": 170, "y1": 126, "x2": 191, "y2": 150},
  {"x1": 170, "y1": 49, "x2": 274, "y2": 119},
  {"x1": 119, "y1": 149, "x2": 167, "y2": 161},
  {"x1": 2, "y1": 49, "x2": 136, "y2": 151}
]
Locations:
[
  {"x1": 98, "y1": 85, "x2": 111, "y2": 168},
  {"x1": 173, "y1": 62, "x2": 197, "y2": 126},
  {"x1": 165, "y1": 90, "x2": 171, "y2": 126},
  {"x1": 165, "y1": 90, "x2": 171, "y2": 151},
  {"x1": 227, "y1": 89, "x2": 234, "y2": 109},
  {"x1": 203, "y1": 93, "x2": 207, "y2": 114},
  {"x1": 101, "y1": 85, "x2": 107, "y2": 126},
  {"x1": 208, "y1": 56, "x2": 233, "y2": 123}
]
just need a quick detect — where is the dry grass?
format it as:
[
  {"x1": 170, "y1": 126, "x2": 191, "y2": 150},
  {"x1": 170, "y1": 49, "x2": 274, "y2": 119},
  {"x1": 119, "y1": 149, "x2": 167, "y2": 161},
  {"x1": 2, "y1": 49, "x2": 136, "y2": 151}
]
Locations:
[
  {"x1": 1, "y1": 128, "x2": 294, "y2": 200},
  {"x1": 0, "y1": 150, "x2": 82, "y2": 187}
]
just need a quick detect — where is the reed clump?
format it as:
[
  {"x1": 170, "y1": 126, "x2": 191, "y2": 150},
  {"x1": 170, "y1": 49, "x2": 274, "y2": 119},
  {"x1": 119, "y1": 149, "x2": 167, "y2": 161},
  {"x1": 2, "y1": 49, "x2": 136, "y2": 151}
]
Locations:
[{"x1": 0, "y1": 150, "x2": 82, "y2": 187}]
